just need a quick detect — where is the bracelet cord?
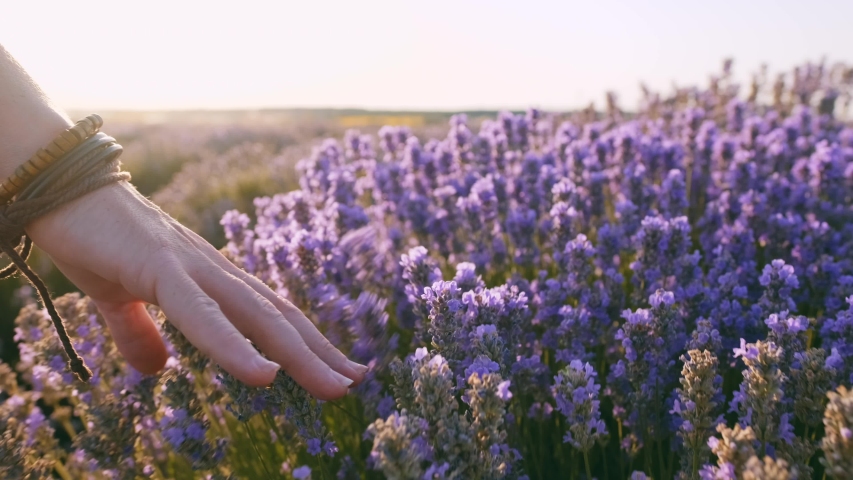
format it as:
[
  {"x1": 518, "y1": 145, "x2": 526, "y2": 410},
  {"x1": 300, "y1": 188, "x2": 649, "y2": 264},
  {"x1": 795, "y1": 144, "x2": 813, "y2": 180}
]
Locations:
[{"x1": 0, "y1": 130, "x2": 130, "y2": 382}]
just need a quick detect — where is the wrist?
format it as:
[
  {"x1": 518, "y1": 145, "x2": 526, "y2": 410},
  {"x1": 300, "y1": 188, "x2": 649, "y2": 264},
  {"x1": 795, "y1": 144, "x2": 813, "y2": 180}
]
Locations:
[
  {"x1": 0, "y1": 108, "x2": 73, "y2": 180},
  {"x1": 0, "y1": 44, "x2": 74, "y2": 181}
]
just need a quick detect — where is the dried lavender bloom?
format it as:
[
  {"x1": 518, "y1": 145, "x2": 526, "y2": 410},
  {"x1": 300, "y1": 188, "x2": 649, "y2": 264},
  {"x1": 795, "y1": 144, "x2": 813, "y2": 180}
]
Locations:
[
  {"x1": 412, "y1": 350, "x2": 477, "y2": 477},
  {"x1": 730, "y1": 339, "x2": 791, "y2": 455},
  {"x1": 389, "y1": 356, "x2": 418, "y2": 413},
  {"x1": 821, "y1": 386, "x2": 853, "y2": 477},
  {"x1": 674, "y1": 350, "x2": 723, "y2": 479},
  {"x1": 0, "y1": 393, "x2": 59, "y2": 479},
  {"x1": 553, "y1": 360, "x2": 607, "y2": 463},
  {"x1": 790, "y1": 348, "x2": 834, "y2": 428},
  {"x1": 367, "y1": 411, "x2": 432, "y2": 480},
  {"x1": 741, "y1": 456, "x2": 795, "y2": 480},
  {"x1": 0, "y1": 362, "x2": 16, "y2": 393},
  {"x1": 466, "y1": 372, "x2": 517, "y2": 477},
  {"x1": 702, "y1": 424, "x2": 758, "y2": 478}
]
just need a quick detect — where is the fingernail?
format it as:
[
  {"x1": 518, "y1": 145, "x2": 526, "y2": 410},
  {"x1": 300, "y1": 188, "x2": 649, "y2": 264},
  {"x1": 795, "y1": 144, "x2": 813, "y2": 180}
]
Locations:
[
  {"x1": 254, "y1": 356, "x2": 280, "y2": 376},
  {"x1": 331, "y1": 369, "x2": 354, "y2": 389},
  {"x1": 347, "y1": 360, "x2": 369, "y2": 375}
]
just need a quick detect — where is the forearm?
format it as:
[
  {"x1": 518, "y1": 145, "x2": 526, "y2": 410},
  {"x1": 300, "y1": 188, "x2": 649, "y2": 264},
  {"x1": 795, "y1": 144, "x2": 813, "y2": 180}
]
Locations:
[{"x1": 0, "y1": 43, "x2": 73, "y2": 180}]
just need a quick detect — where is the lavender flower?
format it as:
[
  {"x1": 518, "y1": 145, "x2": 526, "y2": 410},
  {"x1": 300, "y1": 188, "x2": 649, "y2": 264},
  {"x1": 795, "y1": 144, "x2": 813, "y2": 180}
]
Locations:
[
  {"x1": 423, "y1": 280, "x2": 466, "y2": 367},
  {"x1": 552, "y1": 360, "x2": 608, "y2": 454},
  {"x1": 6, "y1": 60, "x2": 853, "y2": 479},
  {"x1": 758, "y1": 259, "x2": 800, "y2": 317}
]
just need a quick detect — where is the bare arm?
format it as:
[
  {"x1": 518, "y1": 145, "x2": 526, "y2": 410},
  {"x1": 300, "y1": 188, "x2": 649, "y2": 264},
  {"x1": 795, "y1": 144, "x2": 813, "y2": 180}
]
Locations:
[{"x1": 0, "y1": 44, "x2": 366, "y2": 399}]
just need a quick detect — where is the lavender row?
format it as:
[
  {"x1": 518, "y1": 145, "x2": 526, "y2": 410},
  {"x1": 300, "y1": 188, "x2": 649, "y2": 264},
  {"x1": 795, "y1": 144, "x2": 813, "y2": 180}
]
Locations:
[{"x1": 2, "y1": 59, "x2": 853, "y2": 479}]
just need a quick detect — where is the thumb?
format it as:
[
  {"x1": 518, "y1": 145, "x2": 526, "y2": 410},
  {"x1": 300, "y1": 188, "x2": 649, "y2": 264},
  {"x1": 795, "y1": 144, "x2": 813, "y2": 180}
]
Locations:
[{"x1": 94, "y1": 299, "x2": 168, "y2": 375}]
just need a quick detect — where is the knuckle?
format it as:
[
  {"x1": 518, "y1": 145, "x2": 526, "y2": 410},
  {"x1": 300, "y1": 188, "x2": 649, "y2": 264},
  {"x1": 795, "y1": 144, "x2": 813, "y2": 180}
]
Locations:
[{"x1": 185, "y1": 293, "x2": 221, "y2": 318}]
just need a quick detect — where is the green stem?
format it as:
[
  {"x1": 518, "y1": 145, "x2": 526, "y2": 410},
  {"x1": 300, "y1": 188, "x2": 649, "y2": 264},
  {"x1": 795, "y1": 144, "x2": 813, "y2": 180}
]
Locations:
[
  {"x1": 667, "y1": 445, "x2": 675, "y2": 480},
  {"x1": 263, "y1": 411, "x2": 285, "y2": 444},
  {"x1": 618, "y1": 420, "x2": 625, "y2": 478},
  {"x1": 692, "y1": 441, "x2": 699, "y2": 480},
  {"x1": 328, "y1": 400, "x2": 364, "y2": 429},
  {"x1": 583, "y1": 450, "x2": 593, "y2": 480},
  {"x1": 644, "y1": 436, "x2": 652, "y2": 474},
  {"x1": 245, "y1": 422, "x2": 274, "y2": 479},
  {"x1": 53, "y1": 461, "x2": 72, "y2": 480},
  {"x1": 318, "y1": 455, "x2": 331, "y2": 480}
]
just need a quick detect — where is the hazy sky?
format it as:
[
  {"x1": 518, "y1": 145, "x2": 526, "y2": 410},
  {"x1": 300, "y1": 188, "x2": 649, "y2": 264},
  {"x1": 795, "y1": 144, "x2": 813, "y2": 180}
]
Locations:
[{"x1": 2, "y1": 1, "x2": 851, "y2": 111}]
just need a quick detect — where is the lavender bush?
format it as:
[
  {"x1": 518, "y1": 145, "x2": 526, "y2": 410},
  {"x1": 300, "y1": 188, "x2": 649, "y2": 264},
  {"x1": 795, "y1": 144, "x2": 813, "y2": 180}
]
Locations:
[{"x1": 2, "y1": 59, "x2": 853, "y2": 479}]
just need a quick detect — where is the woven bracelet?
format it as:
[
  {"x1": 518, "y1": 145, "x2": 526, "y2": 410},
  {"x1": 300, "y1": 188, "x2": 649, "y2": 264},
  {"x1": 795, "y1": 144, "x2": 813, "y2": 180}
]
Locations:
[
  {"x1": 0, "y1": 114, "x2": 130, "y2": 382},
  {"x1": 0, "y1": 114, "x2": 102, "y2": 204}
]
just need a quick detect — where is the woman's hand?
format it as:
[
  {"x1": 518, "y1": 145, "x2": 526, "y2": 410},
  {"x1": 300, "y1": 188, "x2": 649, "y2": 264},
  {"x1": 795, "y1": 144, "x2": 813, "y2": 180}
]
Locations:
[{"x1": 24, "y1": 180, "x2": 367, "y2": 400}]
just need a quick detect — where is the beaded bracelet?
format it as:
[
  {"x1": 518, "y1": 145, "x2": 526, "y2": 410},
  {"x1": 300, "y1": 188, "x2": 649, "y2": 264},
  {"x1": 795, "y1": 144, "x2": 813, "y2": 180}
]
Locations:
[
  {"x1": 0, "y1": 114, "x2": 102, "y2": 204},
  {"x1": 0, "y1": 113, "x2": 128, "y2": 382}
]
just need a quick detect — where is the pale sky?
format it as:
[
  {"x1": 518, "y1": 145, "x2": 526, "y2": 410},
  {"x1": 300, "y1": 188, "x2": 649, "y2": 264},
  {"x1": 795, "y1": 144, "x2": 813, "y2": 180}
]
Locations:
[{"x1": 2, "y1": 1, "x2": 851, "y2": 112}]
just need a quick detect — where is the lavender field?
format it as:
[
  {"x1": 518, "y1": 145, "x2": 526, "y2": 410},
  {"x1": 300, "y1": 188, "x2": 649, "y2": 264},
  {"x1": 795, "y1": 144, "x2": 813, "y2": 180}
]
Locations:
[{"x1": 3, "y1": 60, "x2": 853, "y2": 479}]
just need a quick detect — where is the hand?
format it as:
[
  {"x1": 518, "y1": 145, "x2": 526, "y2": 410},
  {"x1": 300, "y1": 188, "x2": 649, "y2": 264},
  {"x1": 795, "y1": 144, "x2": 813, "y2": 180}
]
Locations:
[{"x1": 24, "y1": 180, "x2": 367, "y2": 400}]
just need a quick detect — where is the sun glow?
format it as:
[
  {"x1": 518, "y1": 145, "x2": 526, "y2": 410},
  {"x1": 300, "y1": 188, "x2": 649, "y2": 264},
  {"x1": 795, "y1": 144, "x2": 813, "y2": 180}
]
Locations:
[{"x1": 2, "y1": 0, "x2": 851, "y2": 111}]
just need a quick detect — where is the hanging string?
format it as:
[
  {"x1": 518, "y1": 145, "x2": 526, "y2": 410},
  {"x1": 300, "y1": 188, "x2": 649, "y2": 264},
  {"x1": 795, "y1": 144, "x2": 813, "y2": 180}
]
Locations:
[{"x1": 0, "y1": 131, "x2": 130, "y2": 381}]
